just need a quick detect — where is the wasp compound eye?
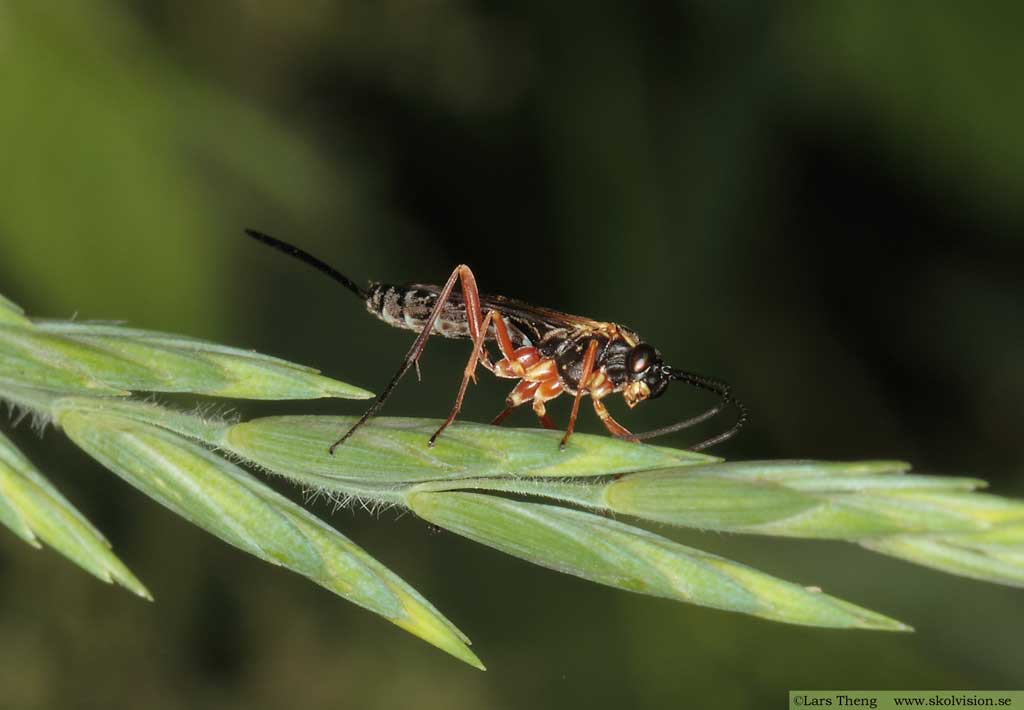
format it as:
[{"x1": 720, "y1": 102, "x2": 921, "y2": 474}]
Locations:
[{"x1": 627, "y1": 344, "x2": 658, "y2": 375}]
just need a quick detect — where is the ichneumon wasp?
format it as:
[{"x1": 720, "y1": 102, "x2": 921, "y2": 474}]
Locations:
[{"x1": 246, "y1": 229, "x2": 747, "y2": 454}]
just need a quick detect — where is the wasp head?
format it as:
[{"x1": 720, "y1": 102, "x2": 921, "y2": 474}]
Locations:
[{"x1": 622, "y1": 343, "x2": 670, "y2": 407}]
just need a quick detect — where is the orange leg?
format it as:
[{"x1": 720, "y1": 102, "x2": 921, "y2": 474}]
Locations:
[
  {"x1": 429, "y1": 309, "x2": 514, "y2": 445},
  {"x1": 536, "y1": 412, "x2": 558, "y2": 429},
  {"x1": 494, "y1": 347, "x2": 541, "y2": 379},
  {"x1": 474, "y1": 305, "x2": 521, "y2": 376},
  {"x1": 491, "y1": 379, "x2": 557, "y2": 429},
  {"x1": 331, "y1": 264, "x2": 489, "y2": 453},
  {"x1": 490, "y1": 405, "x2": 515, "y2": 426},
  {"x1": 533, "y1": 376, "x2": 564, "y2": 429},
  {"x1": 560, "y1": 339, "x2": 599, "y2": 449},
  {"x1": 487, "y1": 306, "x2": 518, "y2": 362},
  {"x1": 592, "y1": 398, "x2": 636, "y2": 440},
  {"x1": 491, "y1": 379, "x2": 537, "y2": 426}
]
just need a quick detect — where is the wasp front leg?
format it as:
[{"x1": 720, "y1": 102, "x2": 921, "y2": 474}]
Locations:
[
  {"x1": 560, "y1": 340, "x2": 638, "y2": 447},
  {"x1": 585, "y1": 363, "x2": 636, "y2": 440},
  {"x1": 592, "y1": 398, "x2": 635, "y2": 440}
]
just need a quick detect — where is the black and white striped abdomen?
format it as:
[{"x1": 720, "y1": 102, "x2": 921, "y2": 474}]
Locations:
[
  {"x1": 366, "y1": 284, "x2": 471, "y2": 339},
  {"x1": 365, "y1": 283, "x2": 533, "y2": 346}
]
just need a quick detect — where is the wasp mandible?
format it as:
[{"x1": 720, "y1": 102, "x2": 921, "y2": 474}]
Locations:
[{"x1": 246, "y1": 230, "x2": 747, "y2": 454}]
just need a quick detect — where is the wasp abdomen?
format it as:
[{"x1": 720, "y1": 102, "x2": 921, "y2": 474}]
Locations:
[{"x1": 366, "y1": 284, "x2": 472, "y2": 339}]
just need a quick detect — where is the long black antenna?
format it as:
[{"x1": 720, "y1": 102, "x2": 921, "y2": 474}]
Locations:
[
  {"x1": 244, "y1": 229, "x2": 368, "y2": 300},
  {"x1": 631, "y1": 368, "x2": 748, "y2": 451}
]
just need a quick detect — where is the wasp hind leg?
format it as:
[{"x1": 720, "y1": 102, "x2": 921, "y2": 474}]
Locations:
[
  {"x1": 491, "y1": 379, "x2": 558, "y2": 429},
  {"x1": 491, "y1": 380, "x2": 540, "y2": 426},
  {"x1": 429, "y1": 307, "x2": 528, "y2": 446},
  {"x1": 531, "y1": 394, "x2": 560, "y2": 430},
  {"x1": 330, "y1": 263, "x2": 489, "y2": 454}
]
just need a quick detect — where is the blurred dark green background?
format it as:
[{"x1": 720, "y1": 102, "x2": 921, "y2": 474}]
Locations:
[{"x1": 1, "y1": 2, "x2": 1022, "y2": 708}]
